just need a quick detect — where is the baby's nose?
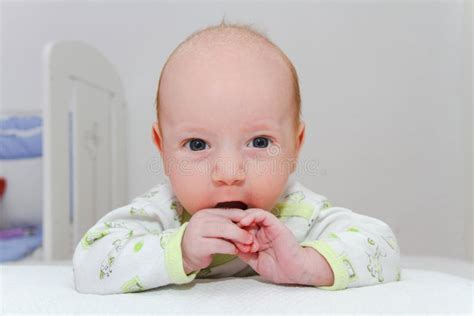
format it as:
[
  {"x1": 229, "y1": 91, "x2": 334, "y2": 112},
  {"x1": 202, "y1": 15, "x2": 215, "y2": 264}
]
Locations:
[{"x1": 211, "y1": 156, "x2": 246, "y2": 186}]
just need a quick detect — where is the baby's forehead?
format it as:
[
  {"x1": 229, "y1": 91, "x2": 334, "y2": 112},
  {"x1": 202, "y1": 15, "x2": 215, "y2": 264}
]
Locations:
[
  {"x1": 174, "y1": 27, "x2": 275, "y2": 59},
  {"x1": 162, "y1": 99, "x2": 292, "y2": 139},
  {"x1": 157, "y1": 26, "x2": 299, "y2": 130},
  {"x1": 167, "y1": 27, "x2": 289, "y2": 76},
  {"x1": 160, "y1": 59, "x2": 293, "y2": 122}
]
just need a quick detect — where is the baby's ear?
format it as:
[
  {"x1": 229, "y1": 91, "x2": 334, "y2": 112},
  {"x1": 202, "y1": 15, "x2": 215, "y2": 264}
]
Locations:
[
  {"x1": 295, "y1": 120, "x2": 305, "y2": 153},
  {"x1": 152, "y1": 122, "x2": 164, "y2": 154},
  {"x1": 290, "y1": 121, "x2": 305, "y2": 174}
]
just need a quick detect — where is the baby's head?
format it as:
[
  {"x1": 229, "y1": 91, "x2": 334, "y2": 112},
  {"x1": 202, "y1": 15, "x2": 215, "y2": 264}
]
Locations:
[{"x1": 152, "y1": 22, "x2": 305, "y2": 215}]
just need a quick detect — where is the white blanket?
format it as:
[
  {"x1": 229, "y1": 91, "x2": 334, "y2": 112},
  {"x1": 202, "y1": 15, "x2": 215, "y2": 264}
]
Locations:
[{"x1": 1, "y1": 265, "x2": 473, "y2": 314}]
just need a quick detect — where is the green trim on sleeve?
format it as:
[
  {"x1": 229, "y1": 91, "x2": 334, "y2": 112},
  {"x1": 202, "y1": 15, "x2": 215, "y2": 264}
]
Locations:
[
  {"x1": 164, "y1": 222, "x2": 200, "y2": 284},
  {"x1": 271, "y1": 201, "x2": 314, "y2": 219},
  {"x1": 300, "y1": 240, "x2": 349, "y2": 290}
]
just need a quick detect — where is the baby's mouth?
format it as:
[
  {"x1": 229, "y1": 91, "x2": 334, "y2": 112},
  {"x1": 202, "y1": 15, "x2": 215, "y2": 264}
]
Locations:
[{"x1": 215, "y1": 201, "x2": 248, "y2": 210}]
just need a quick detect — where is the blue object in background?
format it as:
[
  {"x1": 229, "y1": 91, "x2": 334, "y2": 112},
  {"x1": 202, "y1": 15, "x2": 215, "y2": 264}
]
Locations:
[
  {"x1": 0, "y1": 115, "x2": 42, "y2": 159},
  {"x1": 0, "y1": 115, "x2": 44, "y2": 261},
  {"x1": 0, "y1": 225, "x2": 42, "y2": 262},
  {"x1": 0, "y1": 133, "x2": 42, "y2": 159},
  {"x1": 0, "y1": 116, "x2": 42, "y2": 130}
]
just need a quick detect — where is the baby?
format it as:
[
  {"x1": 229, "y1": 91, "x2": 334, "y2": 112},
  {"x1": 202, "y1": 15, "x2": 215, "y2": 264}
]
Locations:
[{"x1": 73, "y1": 22, "x2": 400, "y2": 294}]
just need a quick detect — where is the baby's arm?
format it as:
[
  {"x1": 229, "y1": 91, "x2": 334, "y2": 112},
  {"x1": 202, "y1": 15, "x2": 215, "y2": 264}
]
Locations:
[
  {"x1": 73, "y1": 192, "x2": 196, "y2": 294},
  {"x1": 301, "y1": 203, "x2": 401, "y2": 290}
]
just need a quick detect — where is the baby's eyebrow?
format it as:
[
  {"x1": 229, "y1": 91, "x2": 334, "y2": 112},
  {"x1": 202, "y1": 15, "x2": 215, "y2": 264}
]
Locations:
[
  {"x1": 242, "y1": 121, "x2": 279, "y2": 132},
  {"x1": 176, "y1": 125, "x2": 208, "y2": 132},
  {"x1": 173, "y1": 121, "x2": 279, "y2": 137},
  {"x1": 175, "y1": 125, "x2": 215, "y2": 136}
]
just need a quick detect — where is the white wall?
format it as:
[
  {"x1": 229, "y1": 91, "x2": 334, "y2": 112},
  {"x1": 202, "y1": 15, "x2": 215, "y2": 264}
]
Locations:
[
  {"x1": 0, "y1": 0, "x2": 471, "y2": 260},
  {"x1": 464, "y1": 0, "x2": 473, "y2": 261}
]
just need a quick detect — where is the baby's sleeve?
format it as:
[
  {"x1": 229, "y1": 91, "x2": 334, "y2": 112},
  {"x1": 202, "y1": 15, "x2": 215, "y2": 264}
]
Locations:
[
  {"x1": 300, "y1": 202, "x2": 401, "y2": 290},
  {"x1": 72, "y1": 193, "x2": 199, "y2": 294}
]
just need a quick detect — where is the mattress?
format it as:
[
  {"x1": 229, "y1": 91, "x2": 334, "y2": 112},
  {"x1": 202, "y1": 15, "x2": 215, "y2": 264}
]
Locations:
[{"x1": 1, "y1": 264, "x2": 473, "y2": 314}]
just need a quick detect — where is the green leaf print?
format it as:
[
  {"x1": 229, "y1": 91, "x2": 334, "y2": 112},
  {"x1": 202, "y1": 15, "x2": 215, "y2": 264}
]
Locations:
[
  {"x1": 121, "y1": 276, "x2": 144, "y2": 293},
  {"x1": 285, "y1": 191, "x2": 305, "y2": 203},
  {"x1": 130, "y1": 207, "x2": 147, "y2": 216},
  {"x1": 342, "y1": 258, "x2": 357, "y2": 280},
  {"x1": 100, "y1": 256, "x2": 115, "y2": 279},
  {"x1": 81, "y1": 229, "x2": 110, "y2": 249},
  {"x1": 366, "y1": 246, "x2": 387, "y2": 282},
  {"x1": 141, "y1": 189, "x2": 160, "y2": 199},
  {"x1": 134, "y1": 240, "x2": 144, "y2": 252},
  {"x1": 346, "y1": 227, "x2": 359, "y2": 233},
  {"x1": 170, "y1": 201, "x2": 178, "y2": 211}
]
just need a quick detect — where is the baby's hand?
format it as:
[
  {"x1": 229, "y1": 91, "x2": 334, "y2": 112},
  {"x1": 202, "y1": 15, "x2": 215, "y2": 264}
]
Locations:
[
  {"x1": 234, "y1": 208, "x2": 309, "y2": 285},
  {"x1": 182, "y1": 208, "x2": 254, "y2": 274},
  {"x1": 234, "y1": 221, "x2": 260, "y2": 253}
]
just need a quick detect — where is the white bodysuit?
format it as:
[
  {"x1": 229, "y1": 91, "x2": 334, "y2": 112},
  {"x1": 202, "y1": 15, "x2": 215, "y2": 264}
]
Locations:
[{"x1": 73, "y1": 178, "x2": 401, "y2": 294}]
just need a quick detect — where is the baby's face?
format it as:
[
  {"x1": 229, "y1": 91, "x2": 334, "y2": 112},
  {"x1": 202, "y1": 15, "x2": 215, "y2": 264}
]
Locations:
[{"x1": 153, "y1": 39, "x2": 304, "y2": 214}]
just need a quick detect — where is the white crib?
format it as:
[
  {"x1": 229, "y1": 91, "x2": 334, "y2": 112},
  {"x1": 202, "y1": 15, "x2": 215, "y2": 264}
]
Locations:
[{"x1": 42, "y1": 41, "x2": 127, "y2": 261}]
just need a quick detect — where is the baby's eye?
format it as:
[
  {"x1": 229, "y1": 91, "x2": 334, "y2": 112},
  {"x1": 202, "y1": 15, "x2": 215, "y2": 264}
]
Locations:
[
  {"x1": 185, "y1": 138, "x2": 209, "y2": 151},
  {"x1": 248, "y1": 136, "x2": 272, "y2": 148}
]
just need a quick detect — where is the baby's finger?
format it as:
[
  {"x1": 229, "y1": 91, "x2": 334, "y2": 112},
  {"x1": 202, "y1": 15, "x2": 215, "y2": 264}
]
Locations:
[
  {"x1": 202, "y1": 222, "x2": 254, "y2": 245},
  {"x1": 240, "y1": 209, "x2": 278, "y2": 228},
  {"x1": 236, "y1": 251, "x2": 258, "y2": 271},
  {"x1": 236, "y1": 208, "x2": 261, "y2": 226},
  {"x1": 204, "y1": 237, "x2": 240, "y2": 256},
  {"x1": 239, "y1": 214, "x2": 256, "y2": 227},
  {"x1": 237, "y1": 221, "x2": 259, "y2": 230},
  {"x1": 234, "y1": 241, "x2": 252, "y2": 253},
  {"x1": 250, "y1": 240, "x2": 260, "y2": 252},
  {"x1": 205, "y1": 208, "x2": 249, "y2": 223}
]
